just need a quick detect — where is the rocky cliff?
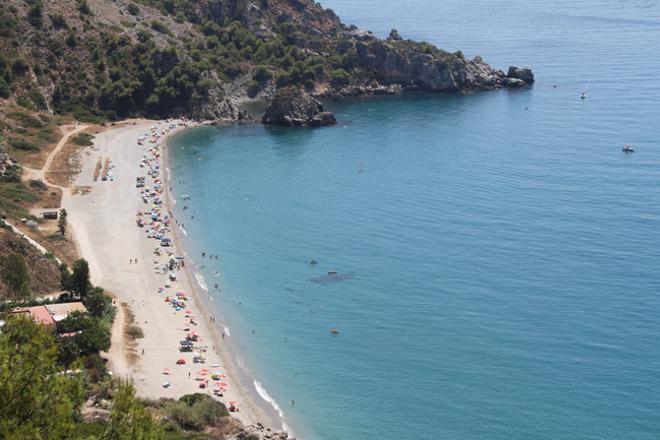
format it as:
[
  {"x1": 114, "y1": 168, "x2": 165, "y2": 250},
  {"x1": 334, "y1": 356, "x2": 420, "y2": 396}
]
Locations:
[{"x1": 0, "y1": 0, "x2": 532, "y2": 124}]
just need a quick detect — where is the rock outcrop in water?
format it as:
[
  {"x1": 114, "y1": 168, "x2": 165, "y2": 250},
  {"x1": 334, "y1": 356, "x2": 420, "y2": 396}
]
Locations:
[
  {"x1": 505, "y1": 66, "x2": 535, "y2": 87},
  {"x1": 262, "y1": 87, "x2": 337, "y2": 127}
]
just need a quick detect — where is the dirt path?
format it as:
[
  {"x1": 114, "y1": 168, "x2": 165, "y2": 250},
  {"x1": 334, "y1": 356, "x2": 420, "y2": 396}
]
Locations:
[{"x1": 22, "y1": 124, "x2": 89, "y2": 188}]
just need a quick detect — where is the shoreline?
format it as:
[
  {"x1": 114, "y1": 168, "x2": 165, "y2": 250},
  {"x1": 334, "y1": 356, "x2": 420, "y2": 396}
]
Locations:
[
  {"x1": 163, "y1": 127, "x2": 291, "y2": 433},
  {"x1": 62, "y1": 120, "x2": 288, "y2": 436}
]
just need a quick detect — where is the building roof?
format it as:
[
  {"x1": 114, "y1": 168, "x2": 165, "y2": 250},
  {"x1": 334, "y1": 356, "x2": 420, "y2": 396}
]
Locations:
[
  {"x1": 45, "y1": 302, "x2": 87, "y2": 322},
  {"x1": 11, "y1": 306, "x2": 56, "y2": 327}
]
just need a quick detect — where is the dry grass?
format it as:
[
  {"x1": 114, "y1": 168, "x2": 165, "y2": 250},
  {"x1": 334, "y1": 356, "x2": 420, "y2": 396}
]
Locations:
[
  {"x1": 121, "y1": 302, "x2": 140, "y2": 365},
  {"x1": 47, "y1": 133, "x2": 95, "y2": 187},
  {"x1": 11, "y1": 221, "x2": 79, "y2": 266},
  {"x1": 71, "y1": 186, "x2": 92, "y2": 196},
  {"x1": 0, "y1": 104, "x2": 72, "y2": 168},
  {"x1": 101, "y1": 158, "x2": 110, "y2": 180},
  {"x1": 93, "y1": 158, "x2": 102, "y2": 181}
]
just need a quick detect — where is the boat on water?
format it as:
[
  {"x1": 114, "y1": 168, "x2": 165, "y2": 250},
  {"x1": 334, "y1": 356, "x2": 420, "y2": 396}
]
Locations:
[
  {"x1": 328, "y1": 270, "x2": 337, "y2": 275},
  {"x1": 622, "y1": 144, "x2": 635, "y2": 153}
]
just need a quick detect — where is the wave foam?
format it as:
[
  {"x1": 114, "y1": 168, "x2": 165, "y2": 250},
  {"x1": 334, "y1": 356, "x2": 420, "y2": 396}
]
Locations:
[
  {"x1": 195, "y1": 273, "x2": 208, "y2": 291},
  {"x1": 254, "y1": 380, "x2": 285, "y2": 421}
]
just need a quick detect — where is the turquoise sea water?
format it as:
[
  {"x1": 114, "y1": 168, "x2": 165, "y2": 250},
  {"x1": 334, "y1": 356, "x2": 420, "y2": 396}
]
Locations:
[{"x1": 168, "y1": 1, "x2": 660, "y2": 439}]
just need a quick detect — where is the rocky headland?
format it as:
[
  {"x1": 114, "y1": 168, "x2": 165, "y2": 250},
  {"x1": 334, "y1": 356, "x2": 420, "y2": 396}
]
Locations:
[{"x1": 0, "y1": 0, "x2": 533, "y2": 127}]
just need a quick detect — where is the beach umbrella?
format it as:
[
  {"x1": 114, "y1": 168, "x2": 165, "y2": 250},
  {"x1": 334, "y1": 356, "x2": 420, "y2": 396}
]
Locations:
[{"x1": 162, "y1": 368, "x2": 171, "y2": 375}]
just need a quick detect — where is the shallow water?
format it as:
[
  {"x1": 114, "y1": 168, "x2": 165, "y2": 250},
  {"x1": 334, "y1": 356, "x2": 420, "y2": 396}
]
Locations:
[{"x1": 168, "y1": 1, "x2": 660, "y2": 438}]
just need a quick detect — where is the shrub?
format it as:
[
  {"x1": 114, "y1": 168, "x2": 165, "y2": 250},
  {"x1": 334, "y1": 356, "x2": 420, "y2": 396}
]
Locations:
[
  {"x1": 8, "y1": 137, "x2": 38, "y2": 151},
  {"x1": 11, "y1": 59, "x2": 28, "y2": 76},
  {"x1": 253, "y1": 65, "x2": 272, "y2": 83},
  {"x1": 78, "y1": 0, "x2": 92, "y2": 16},
  {"x1": 72, "y1": 132, "x2": 94, "y2": 146},
  {"x1": 127, "y1": 3, "x2": 140, "y2": 16},
  {"x1": 0, "y1": 77, "x2": 9, "y2": 98},
  {"x1": 49, "y1": 13, "x2": 67, "y2": 29},
  {"x1": 27, "y1": 1, "x2": 43, "y2": 27},
  {"x1": 329, "y1": 68, "x2": 350, "y2": 87},
  {"x1": 29, "y1": 179, "x2": 47, "y2": 190},
  {"x1": 127, "y1": 325, "x2": 144, "y2": 339},
  {"x1": 167, "y1": 394, "x2": 229, "y2": 430},
  {"x1": 150, "y1": 20, "x2": 172, "y2": 36}
]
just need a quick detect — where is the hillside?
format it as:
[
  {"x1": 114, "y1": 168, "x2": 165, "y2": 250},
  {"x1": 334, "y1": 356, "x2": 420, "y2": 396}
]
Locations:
[{"x1": 0, "y1": 0, "x2": 532, "y2": 123}]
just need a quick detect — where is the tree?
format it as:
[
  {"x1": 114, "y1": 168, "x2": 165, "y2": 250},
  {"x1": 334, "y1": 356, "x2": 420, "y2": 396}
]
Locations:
[
  {"x1": 58, "y1": 208, "x2": 68, "y2": 237},
  {"x1": 101, "y1": 379, "x2": 163, "y2": 440},
  {"x1": 59, "y1": 262, "x2": 73, "y2": 293},
  {"x1": 0, "y1": 253, "x2": 31, "y2": 300},
  {"x1": 70, "y1": 259, "x2": 90, "y2": 299},
  {"x1": 0, "y1": 317, "x2": 84, "y2": 439},
  {"x1": 84, "y1": 286, "x2": 113, "y2": 318},
  {"x1": 57, "y1": 311, "x2": 111, "y2": 364}
]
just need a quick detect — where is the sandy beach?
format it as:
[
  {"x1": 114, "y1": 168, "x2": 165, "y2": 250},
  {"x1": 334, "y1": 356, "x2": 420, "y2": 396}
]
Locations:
[{"x1": 62, "y1": 120, "x2": 281, "y2": 431}]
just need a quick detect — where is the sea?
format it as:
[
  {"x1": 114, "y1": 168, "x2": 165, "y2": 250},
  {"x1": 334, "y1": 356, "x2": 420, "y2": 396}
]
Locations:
[{"x1": 167, "y1": 1, "x2": 660, "y2": 439}]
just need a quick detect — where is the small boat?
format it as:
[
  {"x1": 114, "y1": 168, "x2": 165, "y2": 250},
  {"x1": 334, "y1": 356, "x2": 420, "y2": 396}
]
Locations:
[
  {"x1": 581, "y1": 92, "x2": 587, "y2": 100},
  {"x1": 330, "y1": 328, "x2": 340, "y2": 335},
  {"x1": 328, "y1": 270, "x2": 337, "y2": 275},
  {"x1": 622, "y1": 144, "x2": 635, "y2": 153}
]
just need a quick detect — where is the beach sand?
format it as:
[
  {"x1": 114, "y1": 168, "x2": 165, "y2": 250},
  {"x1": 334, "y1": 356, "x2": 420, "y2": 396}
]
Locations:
[{"x1": 62, "y1": 120, "x2": 280, "y2": 431}]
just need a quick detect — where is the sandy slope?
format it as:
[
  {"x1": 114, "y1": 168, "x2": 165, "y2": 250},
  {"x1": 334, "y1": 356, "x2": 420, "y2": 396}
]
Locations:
[{"x1": 62, "y1": 120, "x2": 277, "y2": 430}]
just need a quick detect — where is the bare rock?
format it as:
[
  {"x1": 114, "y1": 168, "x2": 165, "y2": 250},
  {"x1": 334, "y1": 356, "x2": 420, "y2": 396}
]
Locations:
[
  {"x1": 387, "y1": 29, "x2": 403, "y2": 41},
  {"x1": 262, "y1": 87, "x2": 336, "y2": 127},
  {"x1": 506, "y1": 66, "x2": 535, "y2": 84}
]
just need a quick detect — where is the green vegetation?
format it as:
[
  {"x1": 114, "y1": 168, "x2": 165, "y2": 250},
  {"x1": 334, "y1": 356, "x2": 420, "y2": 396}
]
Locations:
[
  {"x1": 58, "y1": 310, "x2": 111, "y2": 364},
  {"x1": 0, "y1": 317, "x2": 84, "y2": 438},
  {"x1": 0, "y1": 252, "x2": 30, "y2": 299},
  {"x1": 0, "y1": 0, "x2": 460, "y2": 122},
  {"x1": 0, "y1": 181, "x2": 38, "y2": 219},
  {"x1": 162, "y1": 394, "x2": 229, "y2": 431},
  {"x1": 127, "y1": 3, "x2": 141, "y2": 16},
  {"x1": 150, "y1": 20, "x2": 172, "y2": 35},
  {"x1": 0, "y1": 316, "x2": 166, "y2": 439},
  {"x1": 58, "y1": 208, "x2": 68, "y2": 236},
  {"x1": 60, "y1": 258, "x2": 91, "y2": 299},
  {"x1": 72, "y1": 132, "x2": 94, "y2": 146},
  {"x1": 8, "y1": 137, "x2": 39, "y2": 151}
]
